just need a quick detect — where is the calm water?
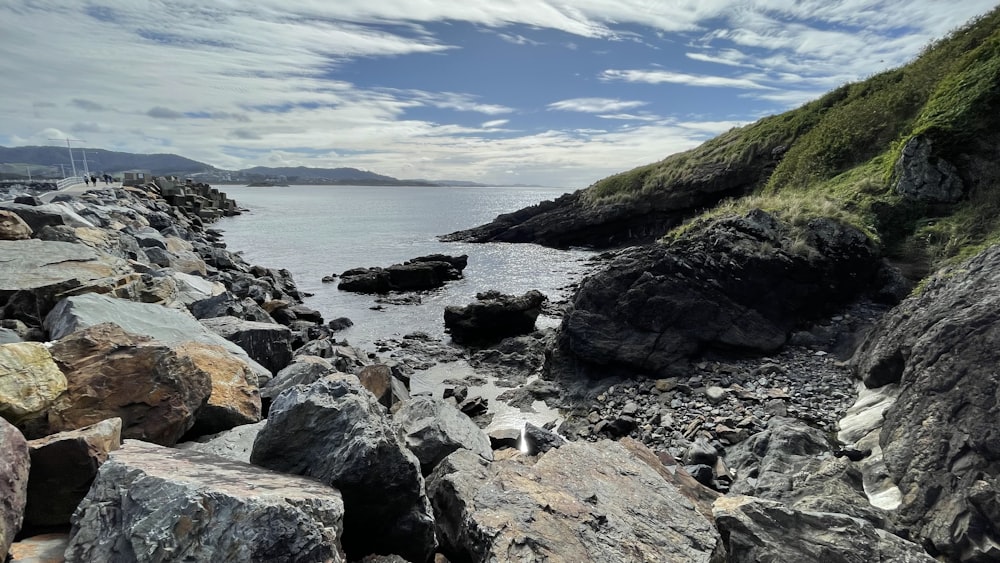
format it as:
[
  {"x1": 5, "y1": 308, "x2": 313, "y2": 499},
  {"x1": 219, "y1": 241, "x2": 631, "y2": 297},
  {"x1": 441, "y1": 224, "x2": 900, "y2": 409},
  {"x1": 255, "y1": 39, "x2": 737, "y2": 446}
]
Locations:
[{"x1": 215, "y1": 185, "x2": 595, "y2": 353}]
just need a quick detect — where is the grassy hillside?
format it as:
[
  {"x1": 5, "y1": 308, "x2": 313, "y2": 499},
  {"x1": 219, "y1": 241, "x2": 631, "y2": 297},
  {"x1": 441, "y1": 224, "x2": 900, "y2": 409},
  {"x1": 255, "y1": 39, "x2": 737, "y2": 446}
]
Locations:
[{"x1": 585, "y1": 7, "x2": 1000, "y2": 272}]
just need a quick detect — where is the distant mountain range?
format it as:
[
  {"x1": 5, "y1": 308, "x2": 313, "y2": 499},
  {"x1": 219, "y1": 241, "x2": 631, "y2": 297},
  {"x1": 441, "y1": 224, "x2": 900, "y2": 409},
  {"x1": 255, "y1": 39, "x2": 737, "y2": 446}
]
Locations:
[{"x1": 0, "y1": 145, "x2": 506, "y2": 186}]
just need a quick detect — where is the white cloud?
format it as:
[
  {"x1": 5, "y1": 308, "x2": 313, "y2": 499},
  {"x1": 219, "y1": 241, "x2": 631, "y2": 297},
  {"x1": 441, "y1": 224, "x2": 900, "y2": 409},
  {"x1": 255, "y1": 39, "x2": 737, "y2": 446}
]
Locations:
[
  {"x1": 547, "y1": 98, "x2": 648, "y2": 113},
  {"x1": 600, "y1": 69, "x2": 773, "y2": 90},
  {"x1": 481, "y1": 119, "x2": 510, "y2": 128}
]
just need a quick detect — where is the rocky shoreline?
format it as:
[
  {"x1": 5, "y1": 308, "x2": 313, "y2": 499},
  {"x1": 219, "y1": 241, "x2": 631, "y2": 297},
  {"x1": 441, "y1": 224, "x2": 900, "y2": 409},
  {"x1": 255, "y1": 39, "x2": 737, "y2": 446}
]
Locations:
[{"x1": 1, "y1": 179, "x2": 997, "y2": 562}]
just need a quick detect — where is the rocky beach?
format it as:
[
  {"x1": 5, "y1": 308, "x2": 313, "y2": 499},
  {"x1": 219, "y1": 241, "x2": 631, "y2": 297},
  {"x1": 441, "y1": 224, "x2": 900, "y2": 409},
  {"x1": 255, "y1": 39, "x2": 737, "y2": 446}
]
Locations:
[{"x1": 3, "y1": 8, "x2": 1000, "y2": 561}]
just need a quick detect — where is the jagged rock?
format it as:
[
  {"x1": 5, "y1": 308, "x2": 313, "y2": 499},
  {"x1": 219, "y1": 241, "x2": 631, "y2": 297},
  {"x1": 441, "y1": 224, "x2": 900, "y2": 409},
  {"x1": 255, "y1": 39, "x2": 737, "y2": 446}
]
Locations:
[
  {"x1": 188, "y1": 291, "x2": 274, "y2": 323},
  {"x1": 65, "y1": 440, "x2": 345, "y2": 563},
  {"x1": 427, "y1": 439, "x2": 724, "y2": 562},
  {"x1": 522, "y1": 422, "x2": 566, "y2": 455},
  {"x1": 8, "y1": 533, "x2": 69, "y2": 562},
  {"x1": 852, "y1": 244, "x2": 1000, "y2": 561},
  {"x1": 714, "y1": 495, "x2": 934, "y2": 562},
  {"x1": 0, "y1": 418, "x2": 29, "y2": 558},
  {"x1": 0, "y1": 210, "x2": 32, "y2": 240},
  {"x1": 327, "y1": 316, "x2": 353, "y2": 331},
  {"x1": 559, "y1": 210, "x2": 879, "y2": 376},
  {"x1": 444, "y1": 290, "x2": 547, "y2": 345},
  {"x1": 0, "y1": 240, "x2": 130, "y2": 325},
  {"x1": 251, "y1": 376, "x2": 437, "y2": 562},
  {"x1": 261, "y1": 355, "x2": 336, "y2": 406},
  {"x1": 339, "y1": 254, "x2": 467, "y2": 294},
  {"x1": 727, "y1": 417, "x2": 885, "y2": 525},
  {"x1": 41, "y1": 323, "x2": 212, "y2": 445},
  {"x1": 176, "y1": 420, "x2": 266, "y2": 464},
  {"x1": 0, "y1": 203, "x2": 66, "y2": 232},
  {"x1": 393, "y1": 397, "x2": 493, "y2": 475},
  {"x1": 292, "y1": 339, "x2": 371, "y2": 372},
  {"x1": 893, "y1": 136, "x2": 964, "y2": 202},
  {"x1": 0, "y1": 342, "x2": 67, "y2": 427},
  {"x1": 44, "y1": 292, "x2": 270, "y2": 382},
  {"x1": 24, "y1": 418, "x2": 121, "y2": 528},
  {"x1": 174, "y1": 342, "x2": 262, "y2": 437},
  {"x1": 358, "y1": 364, "x2": 409, "y2": 409},
  {"x1": 200, "y1": 315, "x2": 293, "y2": 376}
]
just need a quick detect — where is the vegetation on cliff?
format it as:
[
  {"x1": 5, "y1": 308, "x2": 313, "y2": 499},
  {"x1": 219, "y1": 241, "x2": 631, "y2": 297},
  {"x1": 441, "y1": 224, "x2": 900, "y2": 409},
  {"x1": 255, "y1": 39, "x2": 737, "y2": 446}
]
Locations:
[{"x1": 585, "y1": 7, "x2": 1000, "y2": 272}]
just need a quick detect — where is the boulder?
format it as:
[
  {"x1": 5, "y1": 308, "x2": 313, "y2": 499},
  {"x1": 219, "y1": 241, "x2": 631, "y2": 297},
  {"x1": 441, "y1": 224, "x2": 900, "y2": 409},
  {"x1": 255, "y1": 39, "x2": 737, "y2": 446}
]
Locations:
[
  {"x1": 43, "y1": 323, "x2": 212, "y2": 445},
  {"x1": 338, "y1": 254, "x2": 468, "y2": 294},
  {"x1": 0, "y1": 210, "x2": 32, "y2": 240},
  {"x1": 0, "y1": 240, "x2": 130, "y2": 325},
  {"x1": 714, "y1": 495, "x2": 934, "y2": 562},
  {"x1": 427, "y1": 439, "x2": 724, "y2": 562},
  {"x1": 174, "y1": 342, "x2": 262, "y2": 437},
  {"x1": 522, "y1": 422, "x2": 566, "y2": 455},
  {"x1": 0, "y1": 418, "x2": 29, "y2": 558},
  {"x1": 8, "y1": 533, "x2": 69, "y2": 562},
  {"x1": 43, "y1": 292, "x2": 270, "y2": 382},
  {"x1": 251, "y1": 376, "x2": 437, "y2": 562},
  {"x1": 444, "y1": 290, "x2": 547, "y2": 345},
  {"x1": 65, "y1": 440, "x2": 345, "y2": 563},
  {"x1": 893, "y1": 135, "x2": 964, "y2": 202},
  {"x1": 393, "y1": 397, "x2": 493, "y2": 475},
  {"x1": 24, "y1": 418, "x2": 122, "y2": 528},
  {"x1": 261, "y1": 355, "x2": 336, "y2": 406},
  {"x1": 0, "y1": 203, "x2": 67, "y2": 232},
  {"x1": 200, "y1": 315, "x2": 293, "y2": 375},
  {"x1": 852, "y1": 244, "x2": 1000, "y2": 560},
  {"x1": 358, "y1": 364, "x2": 408, "y2": 409},
  {"x1": 0, "y1": 342, "x2": 67, "y2": 427},
  {"x1": 560, "y1": 210, "x2": 880, "y2": 376},
  {"x1": 175, "y1": 420, "x2": 266, "y2": 464},
  {"x1": 188, "y1": 291, "x2": 274, "y2": 323}
]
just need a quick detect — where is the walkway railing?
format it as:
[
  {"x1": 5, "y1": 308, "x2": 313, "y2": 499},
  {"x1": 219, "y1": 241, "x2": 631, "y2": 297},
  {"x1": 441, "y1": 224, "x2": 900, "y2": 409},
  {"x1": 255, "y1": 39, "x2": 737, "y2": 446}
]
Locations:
[{"x1": 56, "y1": 177, "x2": 83, "y2": 190}]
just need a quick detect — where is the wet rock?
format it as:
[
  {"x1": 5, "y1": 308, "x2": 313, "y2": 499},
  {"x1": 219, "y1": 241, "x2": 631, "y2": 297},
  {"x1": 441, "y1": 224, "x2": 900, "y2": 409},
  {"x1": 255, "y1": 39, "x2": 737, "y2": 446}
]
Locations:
[
  {"x1": 444, "y1": 290, "x2": 547, "y2": 345},
  {"x1": 0, "y1": 418, "x2": 29, "y2": 558},
  {"x1": 327, "y1": 317, "x2": 354, "y2": 331},
  {"x1": 458, "y1": 396, "x2": 488, "y2": 417},
  {"x1": 426, "y1": 439, "x2": 724, "y2": 562},
  {"x1": 339, "y1": 254, "x2": 467, "y2": 294},
  {"x1": 24, "y1": 418, "x2": 121, "y2": 529},
  {"x1": 714, "y1": 495, "x2": 934, "y2": 562},
  {"x1": 251, "y1": 376, "x2": 437, "y2": 562},
  {"x1": 65, "y1": 440, "x2": 345, "y2": 563},
  {"x1": 394, "y1": 397, "x2": 493, "y2": 475}
]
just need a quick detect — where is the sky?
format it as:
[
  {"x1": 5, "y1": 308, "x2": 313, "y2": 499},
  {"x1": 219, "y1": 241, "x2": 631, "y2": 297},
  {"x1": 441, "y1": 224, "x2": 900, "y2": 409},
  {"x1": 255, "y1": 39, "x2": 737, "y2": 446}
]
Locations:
[{"x1": 1, "y1": 1, "x2": 996, "y2": 188}]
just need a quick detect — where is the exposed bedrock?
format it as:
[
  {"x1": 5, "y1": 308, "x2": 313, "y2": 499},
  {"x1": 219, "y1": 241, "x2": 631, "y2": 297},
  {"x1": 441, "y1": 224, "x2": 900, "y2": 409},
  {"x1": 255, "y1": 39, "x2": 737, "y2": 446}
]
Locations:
[{"x1": 557, "y1": 210, "x2": 882, "y2": 377}]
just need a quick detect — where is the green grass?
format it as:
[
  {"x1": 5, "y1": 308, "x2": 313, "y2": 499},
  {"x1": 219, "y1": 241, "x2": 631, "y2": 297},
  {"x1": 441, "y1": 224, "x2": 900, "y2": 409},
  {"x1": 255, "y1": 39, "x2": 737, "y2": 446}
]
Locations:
[{"x1": 584, "y1": 6, "x2": 1000, "y2": 274}]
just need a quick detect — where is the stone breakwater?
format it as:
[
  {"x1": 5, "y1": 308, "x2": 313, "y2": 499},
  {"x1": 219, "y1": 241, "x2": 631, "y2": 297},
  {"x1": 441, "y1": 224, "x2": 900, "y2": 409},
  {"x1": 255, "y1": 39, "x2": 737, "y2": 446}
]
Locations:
[{"x1": 0, "y1": 179, "x2": 995, "y2": 562}]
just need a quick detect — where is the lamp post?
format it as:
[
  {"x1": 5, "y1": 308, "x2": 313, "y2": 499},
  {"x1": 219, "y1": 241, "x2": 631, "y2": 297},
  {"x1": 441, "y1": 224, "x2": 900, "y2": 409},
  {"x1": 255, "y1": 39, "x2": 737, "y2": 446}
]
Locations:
[{"x1": 49, "y1": 137, "x2": 84, "y2": 178}]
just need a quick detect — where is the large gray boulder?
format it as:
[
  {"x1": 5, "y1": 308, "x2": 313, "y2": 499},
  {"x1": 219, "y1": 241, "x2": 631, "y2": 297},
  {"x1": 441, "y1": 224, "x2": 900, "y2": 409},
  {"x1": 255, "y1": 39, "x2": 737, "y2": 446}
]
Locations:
[
  {"x1": 852, "y1": 244, "x2": 1000, "y2": 561},
  {"x1": 260, "y1": 355, "x2": 336, "y2": 406},
  {"x1": 0, "y1": 240, "x2": 130, "y2": 325},
  {"x1": 201, "y1": 315, "x2": 294, "y2": 375},
  {"x1": 251, "y1": 376, "x2": 437, "y2": 562},
  {"x1": 44, "y1": 293, "x2": 270, "y2": 382},
  {"x1": 0, "y1": 418, "x2": 29, "y2": 559},
  {"x1": 427, "y1": 440, "x2": 724, "y2": 562},
  {"x1": 393, "y1": 397, "x2": 493, "y2": 475},
  {"x1": 559, "y1": 210, "x2": 880, "y2": 377},
  {"x1": 65, "y1": 440, "x2": 345, "y2": 563},
  {"x1": 714, "y1": 495, "x2": 934, "y2": 562}
]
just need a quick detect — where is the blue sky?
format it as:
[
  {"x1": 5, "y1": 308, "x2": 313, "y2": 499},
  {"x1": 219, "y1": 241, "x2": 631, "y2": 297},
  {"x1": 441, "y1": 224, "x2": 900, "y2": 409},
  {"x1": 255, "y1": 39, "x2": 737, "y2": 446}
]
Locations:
[{"x1": 1, "y1": 1, "x2": 996, "y2": 187}]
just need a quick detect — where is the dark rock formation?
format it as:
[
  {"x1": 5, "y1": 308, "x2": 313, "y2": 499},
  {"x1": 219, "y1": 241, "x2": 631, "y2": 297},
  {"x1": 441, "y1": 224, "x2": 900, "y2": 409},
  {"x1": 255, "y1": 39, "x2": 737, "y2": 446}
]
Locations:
[
  {"x1": 522, "y1": 422, "x2": 566, "y2": 455},
  {"x1": 0, "y1": 418, "x2": 29, "y2": 558},
  {"x1": 426, "y1": 439, "x2": 725, "y2": 562},
  {"x1": 24, "y1": 418, "x2": 121, "y2": 529},
  {"x1": 200, "y1": 315, "x2": 293, "y2": 375},
  {"x1": 558, "y1": 210, "x2": 880, "y2": 377},
  {"x1": 893, "y1": 136, "x2": 964, "y2": 202},
  {"x1": 250, "y1": 376, "x2": 437, "y2": 562},
  {"x1": 852, "y1": 244, "x2": 1000, "y2": 561},
  {"x1": 393, "y1": 397, "x2": 493, "y2": 475},
  {"x1": 444, "y1": 290, "x2": 547, "y2": 345},
  {"x1": 338, "y1": 254, "x2": 468, "y2": 294},
  {"x1": 65, "y1": 440, "x2": 345, "y2": 563}
]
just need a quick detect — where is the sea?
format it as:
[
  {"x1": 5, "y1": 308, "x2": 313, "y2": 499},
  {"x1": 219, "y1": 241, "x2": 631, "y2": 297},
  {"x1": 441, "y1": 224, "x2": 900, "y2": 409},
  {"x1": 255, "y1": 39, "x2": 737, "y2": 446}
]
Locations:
[{"x1": 214, "y1": 184, "x2": 595, "y2": 430}]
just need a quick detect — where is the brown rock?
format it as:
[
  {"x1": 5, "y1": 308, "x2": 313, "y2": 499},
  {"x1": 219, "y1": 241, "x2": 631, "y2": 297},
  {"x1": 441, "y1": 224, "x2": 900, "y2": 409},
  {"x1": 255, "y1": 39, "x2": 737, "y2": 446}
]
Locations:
[
  {"x1": 46, "y1": 323, "x2": 212, "y2": 445},
  {"x1": 25, "y1": 418, "x2": 122, "y2": 528},
  {"x1": 0, "y1": 342, "x2": 67, "y2": 427},
  {"x1": 8, "y1": 532, "x2": 69, "y2": 563},
  {"x1": 1, "y1": 418, "x2": 30, "y2": 557},
  {"x1": 0, "y1": 210, "x2": 32, "y2": 240},
  {"x1": 174, "y1": 342, "x2": 262, "y2": 437}
]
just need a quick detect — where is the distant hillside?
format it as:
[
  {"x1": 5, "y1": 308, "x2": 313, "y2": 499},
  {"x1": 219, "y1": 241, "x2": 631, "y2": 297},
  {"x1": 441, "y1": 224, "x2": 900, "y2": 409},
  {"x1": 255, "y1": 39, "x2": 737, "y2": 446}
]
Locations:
[
  {"x1": 238, "y1": 166, "x2": 397, "y2": 182},
  {"x1": 446, "y1": 7, "x2": 1000, "y2": 274},
  {"x1": 0, "y1": 146, "x2": 215, "y2": 176}
]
